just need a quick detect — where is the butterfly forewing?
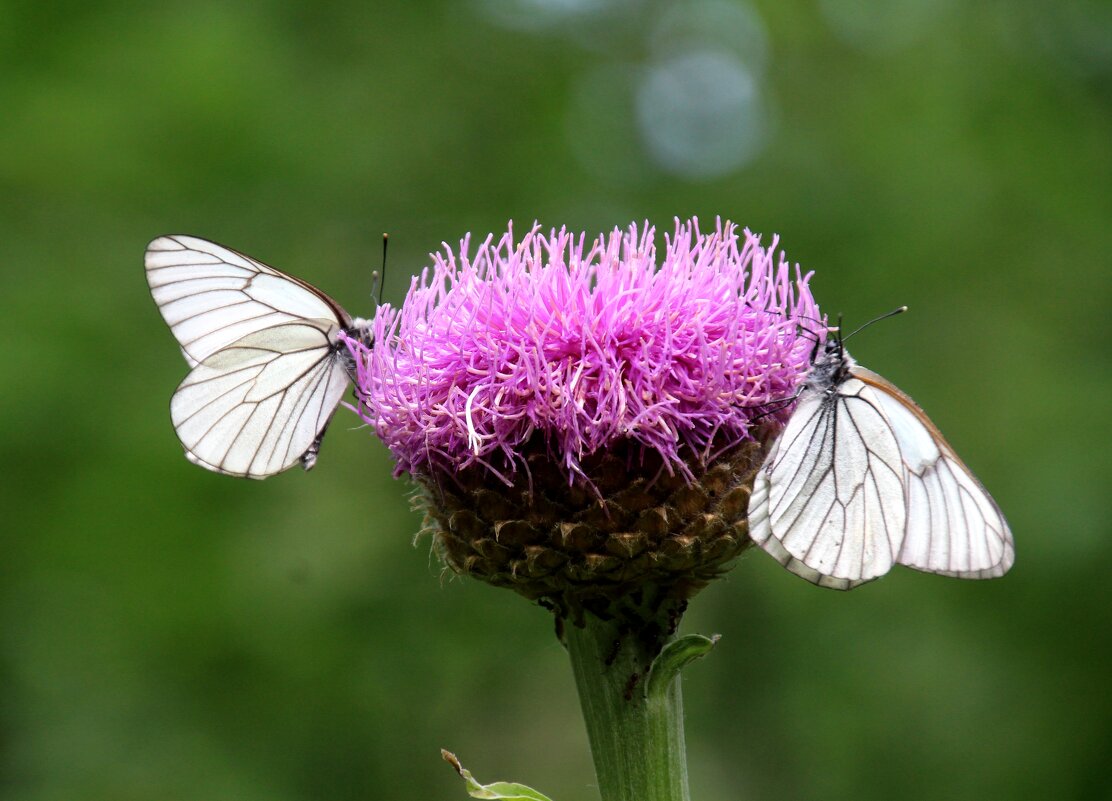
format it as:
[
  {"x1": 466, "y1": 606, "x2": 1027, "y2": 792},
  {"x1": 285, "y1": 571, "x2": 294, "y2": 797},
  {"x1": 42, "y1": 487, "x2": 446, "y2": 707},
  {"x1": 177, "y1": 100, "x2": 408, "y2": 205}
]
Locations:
[
  {"x1": 146, "y1": 235, "x2": 352, "y2": 367},
  {"x1": 170, "y1": 320, "x2": 351, "y2": 479},
  {"x1": 854, "y1": 368, "x2": 1014, "y2": 579}
]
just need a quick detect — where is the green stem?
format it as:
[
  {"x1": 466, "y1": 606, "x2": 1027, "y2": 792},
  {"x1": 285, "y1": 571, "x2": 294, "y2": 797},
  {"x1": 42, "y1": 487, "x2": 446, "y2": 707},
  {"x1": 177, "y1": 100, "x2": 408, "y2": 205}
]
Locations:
[{"x1": 564, "y1": 612, "x2": 691, "y2": 801}]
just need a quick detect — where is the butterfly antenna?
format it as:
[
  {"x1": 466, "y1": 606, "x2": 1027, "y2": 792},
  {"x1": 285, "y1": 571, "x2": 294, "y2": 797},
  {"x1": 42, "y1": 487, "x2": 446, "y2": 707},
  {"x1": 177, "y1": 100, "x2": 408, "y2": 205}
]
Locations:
[
  {"x1": 844, "y1": 305, "x2": 908, "y2": 342},
  {"x1": 369, "y1": 233, "x2": 389, "y2": 306}
]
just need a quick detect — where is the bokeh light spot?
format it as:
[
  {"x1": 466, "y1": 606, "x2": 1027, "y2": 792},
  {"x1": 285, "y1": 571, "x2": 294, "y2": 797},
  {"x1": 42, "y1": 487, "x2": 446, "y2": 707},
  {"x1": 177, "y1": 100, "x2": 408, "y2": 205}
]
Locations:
[{"x1": 635, "y1": 50, "x2": 768, "y2": 179}]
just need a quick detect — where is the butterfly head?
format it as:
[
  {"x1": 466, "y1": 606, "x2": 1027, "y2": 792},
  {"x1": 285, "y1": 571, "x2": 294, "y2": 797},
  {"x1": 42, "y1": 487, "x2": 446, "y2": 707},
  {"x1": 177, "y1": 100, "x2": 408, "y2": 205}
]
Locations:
[{"x1": 805, "y1": 307, "x2": 908, "y2": 393}]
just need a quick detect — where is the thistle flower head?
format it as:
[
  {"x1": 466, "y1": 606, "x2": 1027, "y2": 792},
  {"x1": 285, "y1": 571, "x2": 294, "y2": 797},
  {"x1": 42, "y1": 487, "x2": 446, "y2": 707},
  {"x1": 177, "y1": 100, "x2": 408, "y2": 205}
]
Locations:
[
  {"x1": 344, "y1": 220, "x2": 822, "y2": 613},
  {"x1": 348, "y1": 219, "x2": 819, "y2": 483}
]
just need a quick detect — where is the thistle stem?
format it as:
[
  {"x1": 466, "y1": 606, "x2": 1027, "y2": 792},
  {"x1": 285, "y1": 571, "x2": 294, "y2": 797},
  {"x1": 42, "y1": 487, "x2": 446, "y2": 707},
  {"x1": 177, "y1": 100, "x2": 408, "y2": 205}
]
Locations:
[{"x1": 565, "y1": 612, "x2": 690, "y2": 801}]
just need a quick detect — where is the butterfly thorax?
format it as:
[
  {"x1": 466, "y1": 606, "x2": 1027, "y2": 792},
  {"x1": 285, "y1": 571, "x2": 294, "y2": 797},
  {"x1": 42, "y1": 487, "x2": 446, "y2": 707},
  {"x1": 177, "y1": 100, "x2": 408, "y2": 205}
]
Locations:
[
  {"x1": 344, "y1": 317, "x2": 375, "y2": 347},
  {"x1": 804, "y1": 340, "x2": 855, "y2": 396},
  {"x1": 336, "y1": 319, "x2": 374, "y2": 382}
]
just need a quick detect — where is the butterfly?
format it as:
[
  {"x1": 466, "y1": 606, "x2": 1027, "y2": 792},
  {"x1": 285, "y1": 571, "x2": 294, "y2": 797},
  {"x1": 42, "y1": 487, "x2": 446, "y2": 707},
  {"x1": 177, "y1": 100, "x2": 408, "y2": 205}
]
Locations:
[
  {"x1": 747, "y1": 310, "x2": 1014, "y2": 589},
  {"x1": 145, "y1": 235, "x2": 373, "y2": 479}
]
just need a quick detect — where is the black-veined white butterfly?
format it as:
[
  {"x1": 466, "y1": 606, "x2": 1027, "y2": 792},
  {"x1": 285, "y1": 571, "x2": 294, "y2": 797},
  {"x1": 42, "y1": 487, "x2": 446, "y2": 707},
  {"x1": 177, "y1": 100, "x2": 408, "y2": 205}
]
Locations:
[
  {"x1": 747, "y1": 311, "x2": 1014, "y2": 589},
  {"x1": 145, "y1": 235, "x2": 373, "y2": 479}
]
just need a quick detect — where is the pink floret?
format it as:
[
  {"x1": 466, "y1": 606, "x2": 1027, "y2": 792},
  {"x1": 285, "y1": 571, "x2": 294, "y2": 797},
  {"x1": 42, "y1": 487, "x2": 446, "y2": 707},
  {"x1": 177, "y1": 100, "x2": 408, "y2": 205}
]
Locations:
[{"x1": 343, "y1": 219, "x2": 822, "y2": 484}]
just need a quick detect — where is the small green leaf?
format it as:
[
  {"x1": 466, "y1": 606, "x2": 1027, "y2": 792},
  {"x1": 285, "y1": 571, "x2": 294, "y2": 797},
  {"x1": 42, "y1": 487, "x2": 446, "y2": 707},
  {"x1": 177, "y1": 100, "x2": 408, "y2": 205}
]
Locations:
[
  {"x1": 645, "y1": 633, "x2": 720, "y2": 699},
  {"x1": 441, "y1": 750, "x2": 555, "y2": 801}
]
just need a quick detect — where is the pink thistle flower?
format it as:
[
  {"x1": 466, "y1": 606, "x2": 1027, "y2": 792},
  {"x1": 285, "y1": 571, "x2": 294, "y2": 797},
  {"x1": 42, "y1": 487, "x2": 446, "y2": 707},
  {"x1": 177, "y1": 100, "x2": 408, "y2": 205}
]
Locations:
[
  {"x1": 344, "y1": 219, "x2": 820, "y2": 487},
  {"x1": 345, "y1": 221, "x2": 835, "y2": 801}
]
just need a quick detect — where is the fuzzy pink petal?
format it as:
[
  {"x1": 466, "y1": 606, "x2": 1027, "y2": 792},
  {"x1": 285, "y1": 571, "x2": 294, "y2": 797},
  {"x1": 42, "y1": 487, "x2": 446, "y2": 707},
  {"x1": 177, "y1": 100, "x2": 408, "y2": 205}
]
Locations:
[{"x1": 344, "y1": 219, "x2": 822, "y2": 483}]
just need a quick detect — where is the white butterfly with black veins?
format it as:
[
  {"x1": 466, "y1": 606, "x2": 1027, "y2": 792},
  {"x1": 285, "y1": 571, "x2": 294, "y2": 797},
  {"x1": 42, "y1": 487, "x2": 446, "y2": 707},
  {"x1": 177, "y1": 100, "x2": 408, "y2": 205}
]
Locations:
[
  {"x1": 748, "y1": 311, "x2": 1014, "y2": 589},
  {"x1": 145, "y1": 235, "x2": 373, "y2": 479}
]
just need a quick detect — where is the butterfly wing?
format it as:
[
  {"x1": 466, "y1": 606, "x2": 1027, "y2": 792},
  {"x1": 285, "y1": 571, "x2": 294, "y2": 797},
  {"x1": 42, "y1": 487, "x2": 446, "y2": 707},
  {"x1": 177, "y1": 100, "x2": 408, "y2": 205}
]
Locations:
[
  {"x1": 749, "y1": 365, "x2": 1014, "y2": 589},
  {"x1": 852, "y1": 367, "x2": 1015, "y2": 579},
  {"x1": 748, "y1": 380, "x2": 909, "y2": 589},
  {"x1": 146, "y1": 235, "x2": 352, "y2": 367},
  {"x1": 170, "y1": 320, "x2": 351, "y2": 479}
]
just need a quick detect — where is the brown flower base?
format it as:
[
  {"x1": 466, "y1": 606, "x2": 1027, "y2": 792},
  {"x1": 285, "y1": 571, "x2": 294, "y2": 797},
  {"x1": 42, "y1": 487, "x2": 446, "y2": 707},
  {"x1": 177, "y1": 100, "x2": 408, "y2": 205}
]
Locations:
[{"x1": 420, "y1": 437, "x2": 766, "y2": 625}]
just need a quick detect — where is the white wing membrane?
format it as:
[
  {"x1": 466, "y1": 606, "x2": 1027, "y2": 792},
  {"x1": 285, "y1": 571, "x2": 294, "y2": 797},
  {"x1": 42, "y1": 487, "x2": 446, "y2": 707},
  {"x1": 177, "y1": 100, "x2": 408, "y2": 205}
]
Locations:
[
  {"x1": 146, "y1": 235, "x2": 350, "y2": 367},
  {"x1": 861, "y1": 372, "x2": 1014, "y2": 579},
  {"x1": 170, "y1": 320, "x2": 351, "y2": 479},
  {"x1": 750, "y1": 379, "x2": 907, "y2": 589},
  {"x1": 749, "y1": 360, "x2": 1014, "y2": 589}
]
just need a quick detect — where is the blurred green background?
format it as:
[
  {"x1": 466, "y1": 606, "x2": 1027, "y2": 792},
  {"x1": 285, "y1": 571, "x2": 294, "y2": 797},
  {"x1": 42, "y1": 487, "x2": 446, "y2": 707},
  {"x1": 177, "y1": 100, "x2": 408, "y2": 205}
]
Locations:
[{"x1": 2, "y1": 1, "x2": 1109, "y2": 799}]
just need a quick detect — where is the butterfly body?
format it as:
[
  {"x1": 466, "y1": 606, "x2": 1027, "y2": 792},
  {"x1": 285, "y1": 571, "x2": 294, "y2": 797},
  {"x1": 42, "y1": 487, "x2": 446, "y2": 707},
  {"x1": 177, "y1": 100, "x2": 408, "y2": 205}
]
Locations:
[
  {"x1": 748, "y1": 336, "x2": 1014, "y2": 589},
  {"x1": 146, "y1": 235, "x2": 371, "y2": 479}
]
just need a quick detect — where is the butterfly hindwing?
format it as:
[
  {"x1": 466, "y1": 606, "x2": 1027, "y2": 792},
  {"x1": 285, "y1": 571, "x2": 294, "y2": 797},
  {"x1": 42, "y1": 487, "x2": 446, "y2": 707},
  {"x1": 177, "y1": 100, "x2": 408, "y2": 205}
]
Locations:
[
  {"x1": 749, "y1": 381, "x2": 906, "y2": 589},
  {"x1": 170, "y1": 320, "x2": 351, "y2": 479}
]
